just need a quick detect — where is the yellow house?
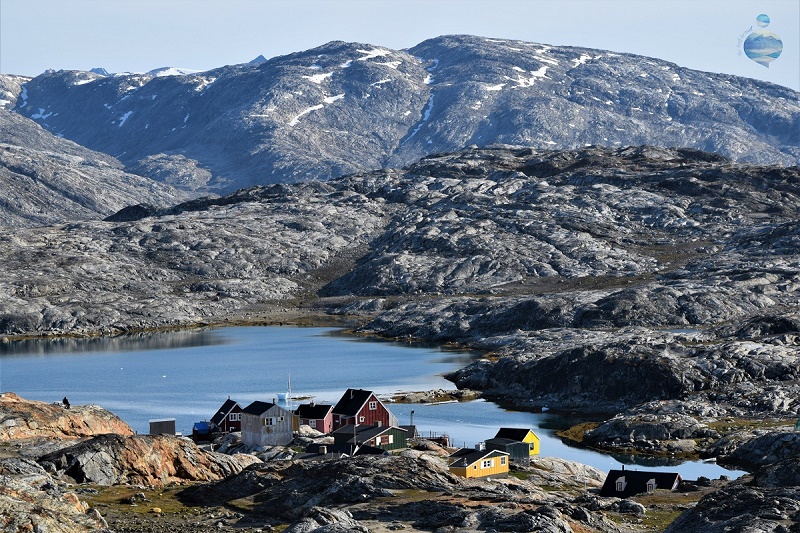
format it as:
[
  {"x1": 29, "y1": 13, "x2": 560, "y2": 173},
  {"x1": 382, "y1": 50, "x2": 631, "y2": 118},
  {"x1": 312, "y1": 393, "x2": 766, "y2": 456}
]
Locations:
[
  {"x1": 494, "y1": 427, "x2": 540, "y2": 456},
  {"x1": 448, "y1": 448, "x2": 510, "y2": 479}
]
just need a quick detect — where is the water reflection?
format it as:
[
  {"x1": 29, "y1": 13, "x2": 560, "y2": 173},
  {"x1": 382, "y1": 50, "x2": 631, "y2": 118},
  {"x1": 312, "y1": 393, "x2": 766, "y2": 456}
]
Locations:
[{"x1": 0, "y1": 329, "x2": 227, "y2": 358}]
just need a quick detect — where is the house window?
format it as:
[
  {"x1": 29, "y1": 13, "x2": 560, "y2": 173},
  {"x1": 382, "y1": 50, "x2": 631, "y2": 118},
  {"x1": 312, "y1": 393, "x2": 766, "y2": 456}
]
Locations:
[
  {"x1": 263, "y1": 417, "x2": 275, "y2": 426},
  {"x1": 229, "y1": 413, "x2": 240, "y2": 422},
  {"x1": 388, "y1": 434, "x2": 393, "y2": 444},
  {"x1": 359, "y1": 416, "x2": 365, "y2": 422},
  {"x1": 309, "y1": 419, "x2": 316, "y2": 428},
  {"x1": 376, "y1": 420, "x2": 382, "y2": 427},
  {"x1": 616, "y1": 477, "x2": 627, "y2": 492},
  {"x1": 368, "y1": 401, "x2": 377, "y2": 410},
  {"x1": 473, "y1": 465, "x2": 478, "y2": 470},
  {"x1": 481, "y1": 459, "x2": 494, "y2": 469},
  {"x1": 380, "y1": 435, "x2": 390, "y2": 445},
  {"x1": 500, "y1": 456, "x2": 506, "y2": 466},
  {"x1": 646, "y1": 479, "x2": 656, "y2": 493}
]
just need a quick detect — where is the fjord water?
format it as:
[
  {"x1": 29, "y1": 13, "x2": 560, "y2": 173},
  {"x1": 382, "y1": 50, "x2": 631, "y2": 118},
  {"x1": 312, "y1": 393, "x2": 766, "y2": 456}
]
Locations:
[{"x1": 1, "y1": 326, "x2": 742, "y2": 479}]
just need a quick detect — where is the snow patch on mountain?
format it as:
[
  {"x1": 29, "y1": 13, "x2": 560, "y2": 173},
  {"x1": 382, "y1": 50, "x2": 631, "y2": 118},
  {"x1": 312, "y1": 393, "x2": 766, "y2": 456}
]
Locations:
[
  {"x1": 288, "y1": 104, "x2": 324, "y2": 126},
  {"x1": 118, "y1": 111, "x2": 133, "y2": 127},
  {"x1": 324, "y1": 93, "x2": 345, "y2": 104},
  {"x1": 147, "y1": 67, "x2": 201, "y2": 77},
  {"x1": 303, "y1": 72, "x2": 333, "y2": 84},
  {"x1": 357, "y1": 48, "x2": 391, "y2": 61}
]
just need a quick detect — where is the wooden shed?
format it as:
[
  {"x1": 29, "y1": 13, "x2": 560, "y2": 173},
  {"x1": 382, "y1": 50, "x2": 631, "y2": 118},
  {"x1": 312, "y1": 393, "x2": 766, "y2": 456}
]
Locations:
[
  {"x1": 240, "y1": 401, "x2": 294, "y2": 447},
  {"x1": 494, "y1": 427, "x2": 540, "y2": 456}
]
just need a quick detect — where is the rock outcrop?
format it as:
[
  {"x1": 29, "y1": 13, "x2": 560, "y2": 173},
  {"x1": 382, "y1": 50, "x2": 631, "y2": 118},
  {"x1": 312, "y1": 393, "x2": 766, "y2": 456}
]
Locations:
[
  {"x1": 37, "y1": 433, "x2": 261, "y2": 486},
  {"x1": 665, "y1": 458, "x2": 800, "y2": 533},
  {"x1": 706, "y1": 430, "x2": 800, "y2": 470},
  {"x1": 0, "y1": 457, "x2": 108, "y2": 532},
  {"x1": 0, "y1": 392, "x2": 133, "y2": 441}
]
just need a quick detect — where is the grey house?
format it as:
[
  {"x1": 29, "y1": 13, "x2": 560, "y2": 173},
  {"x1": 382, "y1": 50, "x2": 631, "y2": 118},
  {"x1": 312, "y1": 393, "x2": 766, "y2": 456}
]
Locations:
[{"x1": 241, "y1": 401, "x2": 294, "y2": 447}]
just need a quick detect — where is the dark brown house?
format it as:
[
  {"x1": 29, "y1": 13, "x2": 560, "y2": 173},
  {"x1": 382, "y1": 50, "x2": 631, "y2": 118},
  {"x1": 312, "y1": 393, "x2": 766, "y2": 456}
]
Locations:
[
  {"x1": 331, "y1": 389, "x2": 397, "y2": 430},
  {"x1": 210, "y1": 398, "x2": 242, "y2": 433},
  {"x1": 295, "y1": 402, "x2": 334, "y2": 433},
  {"x1": 599, "y1": 469, "x2": 682, "y2": 498}
]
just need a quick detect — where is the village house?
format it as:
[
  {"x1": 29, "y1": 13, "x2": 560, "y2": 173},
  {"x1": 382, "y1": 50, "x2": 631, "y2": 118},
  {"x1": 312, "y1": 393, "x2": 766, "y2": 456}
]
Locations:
[
  {"x1": 599, "y1": 468, "x2": 682, "y2": 498},
  {"x1": 492, "y1": 427, "x2": 540, "y2": 456},
  {"x1": 210, "y1": 397, "x2": 243, "y2": 433},
  {"x1": 240, "y1": 401, "x2": 294, "y2": 447},
  {"x1": 448, "y1": 447, "x2": 510, "y2": 479},
  {"x1": 330, "y1": 424, "x2": 408, "y2": 453},
  {"x1": 331, "y1": 388, "x2": 398, "y2": 430},
  {"x1": 294, "y1": 402, "x2": 334, "y2": 434}
]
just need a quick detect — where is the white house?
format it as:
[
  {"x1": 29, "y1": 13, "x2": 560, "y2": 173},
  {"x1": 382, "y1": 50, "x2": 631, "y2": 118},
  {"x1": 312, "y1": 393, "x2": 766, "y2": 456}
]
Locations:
[{"x1": 240, "y1": 401, "x2": 294, "y2": 447}]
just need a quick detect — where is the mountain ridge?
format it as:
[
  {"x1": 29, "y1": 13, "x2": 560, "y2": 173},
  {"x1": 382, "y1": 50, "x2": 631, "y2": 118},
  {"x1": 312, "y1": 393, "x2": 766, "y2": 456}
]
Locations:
[{"x1": 5, "y1": 34, "x2": 797, "y2": 194}]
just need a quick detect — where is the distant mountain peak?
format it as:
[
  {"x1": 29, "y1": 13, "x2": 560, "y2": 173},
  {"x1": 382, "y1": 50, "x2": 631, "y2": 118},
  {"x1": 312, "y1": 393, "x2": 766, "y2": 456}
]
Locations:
[
  {"x1": 90, "y1": 67, "x2": 111, "y2": 76},
  {"x1": 146, "y1": 66, "x2": 202, "y2": 77},
  {"x1": 248, "y1": 55, "x2": 267, "y2": 66}
]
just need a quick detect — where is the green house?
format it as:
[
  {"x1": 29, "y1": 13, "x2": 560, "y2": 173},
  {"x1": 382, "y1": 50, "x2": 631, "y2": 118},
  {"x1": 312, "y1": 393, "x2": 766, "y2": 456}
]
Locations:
[{"x1": 330, "y1": 424, "x2": 408, "y2": 452}]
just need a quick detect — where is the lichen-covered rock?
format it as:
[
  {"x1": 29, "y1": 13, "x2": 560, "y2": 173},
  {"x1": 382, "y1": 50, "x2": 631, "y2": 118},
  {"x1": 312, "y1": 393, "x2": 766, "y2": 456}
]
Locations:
[{"x1": 0, "y1": 392, "x2": 133, "y2": 441}]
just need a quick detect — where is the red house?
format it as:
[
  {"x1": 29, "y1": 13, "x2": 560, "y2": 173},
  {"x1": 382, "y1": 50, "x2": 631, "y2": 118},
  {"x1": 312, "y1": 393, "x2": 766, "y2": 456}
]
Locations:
[
  {"x1": 331, "y1": 389, "x2": 397, "y2": 430},
  {"x1": 295, "y1": 402, "x2": 334, "y2": 434},
  {"x1": 210, "y1": 398, "x2": 242, "y2": 433}
]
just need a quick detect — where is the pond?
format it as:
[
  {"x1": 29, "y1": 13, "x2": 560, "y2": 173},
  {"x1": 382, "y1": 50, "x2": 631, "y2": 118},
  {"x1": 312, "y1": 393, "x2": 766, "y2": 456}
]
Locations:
[{"x1": 0, "y1": 326, "x2": 744, "y2": 479}]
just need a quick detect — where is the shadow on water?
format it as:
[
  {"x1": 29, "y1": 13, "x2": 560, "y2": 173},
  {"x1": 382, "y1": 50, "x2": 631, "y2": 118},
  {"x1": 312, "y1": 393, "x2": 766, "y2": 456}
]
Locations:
[{"x1": 0, "y1": 329, "x2": 228, "y2": 358}]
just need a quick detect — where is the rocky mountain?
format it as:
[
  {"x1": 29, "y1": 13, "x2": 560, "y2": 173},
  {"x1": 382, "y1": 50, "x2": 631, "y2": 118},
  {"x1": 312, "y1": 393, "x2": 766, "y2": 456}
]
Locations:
[
  {"x1": 7, "y1": 35, "x2": 798, "y2": 194},
  {"x1": 0, "y1": 145, "x2": 797, "y2": 421},
  {"x1": 0, "y1": 108, "x2": 186, "y2": 227}
]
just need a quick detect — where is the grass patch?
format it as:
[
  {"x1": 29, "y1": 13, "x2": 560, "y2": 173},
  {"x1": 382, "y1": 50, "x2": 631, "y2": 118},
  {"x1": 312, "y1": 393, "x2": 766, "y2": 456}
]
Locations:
[
  {"x1": 81, "y1": 484, "x2": 197, "y2": 515},
  {"x1": 706, "y1": 417, "x2": 794, "y2": 433},
  {"x1": 509, "y1": 471, "x2": 530, "y2": 481},
  {"x1": 556, "y1": 422, "x2": 601, "y2": 444},
  {"x1": 638, "y1": 509, "x2": 684, "y2": 530}
]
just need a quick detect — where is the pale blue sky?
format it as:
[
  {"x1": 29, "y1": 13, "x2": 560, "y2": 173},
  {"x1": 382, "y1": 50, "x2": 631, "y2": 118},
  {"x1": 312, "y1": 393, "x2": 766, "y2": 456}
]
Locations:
[{"x1": 1, "y1": 0, "x2": 798, "y2": 90}]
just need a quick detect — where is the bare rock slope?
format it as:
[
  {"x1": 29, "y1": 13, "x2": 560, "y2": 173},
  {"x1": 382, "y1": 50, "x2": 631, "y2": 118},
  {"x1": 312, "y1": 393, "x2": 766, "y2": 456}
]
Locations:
[{"x1": 0, "y1": 146, "x2": 798, "y2": 421}]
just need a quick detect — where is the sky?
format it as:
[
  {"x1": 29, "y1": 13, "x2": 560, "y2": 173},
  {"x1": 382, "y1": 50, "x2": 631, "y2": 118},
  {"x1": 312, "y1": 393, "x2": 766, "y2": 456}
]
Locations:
[{"x1": 1, "y1": 0, "x2": 798, "y2": 91}]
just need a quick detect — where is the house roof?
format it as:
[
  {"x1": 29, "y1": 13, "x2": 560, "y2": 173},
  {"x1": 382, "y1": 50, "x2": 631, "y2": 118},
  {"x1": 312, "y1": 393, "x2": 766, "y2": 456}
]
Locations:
[
  {"x1": 210, "y1": 398, "x2": 240, "y2": 425},
  {"x1": 399, "y1": 424, "x2": 417, "y2": 437},
  {"x1": 494, "y1": 428, "x2": 536, "y2": 442},
  {"x1": 599, "y1": 469, "x2": 682, "y2": 498},
  {"x1": 295, "y1": 403, "x2": 334, "y2": 420},
  {"x1": 242, "y1": 401, "x2": 277, "y2": 416},
  {"x1": 485, "y1": 437, "x2": 522, "y2": 447},
  {"x1": 332, "y1": 389, "x2": 377, "y2": 417},
  {"x1": 448, "y1": 448, "x2": 509, "y2": 468},
  {"x1": 303, "y1": 442, "x2": 388, "y2": 457},
  {"x1": 330, "y1": 424, "x2": 406, "y2": 444}
]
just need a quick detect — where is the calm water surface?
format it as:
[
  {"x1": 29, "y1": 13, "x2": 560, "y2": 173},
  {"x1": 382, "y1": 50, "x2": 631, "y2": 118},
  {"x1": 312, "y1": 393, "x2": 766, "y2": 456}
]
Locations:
[{"x1": 0, "y1": 326, "x2": 743, "y2": 479}]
